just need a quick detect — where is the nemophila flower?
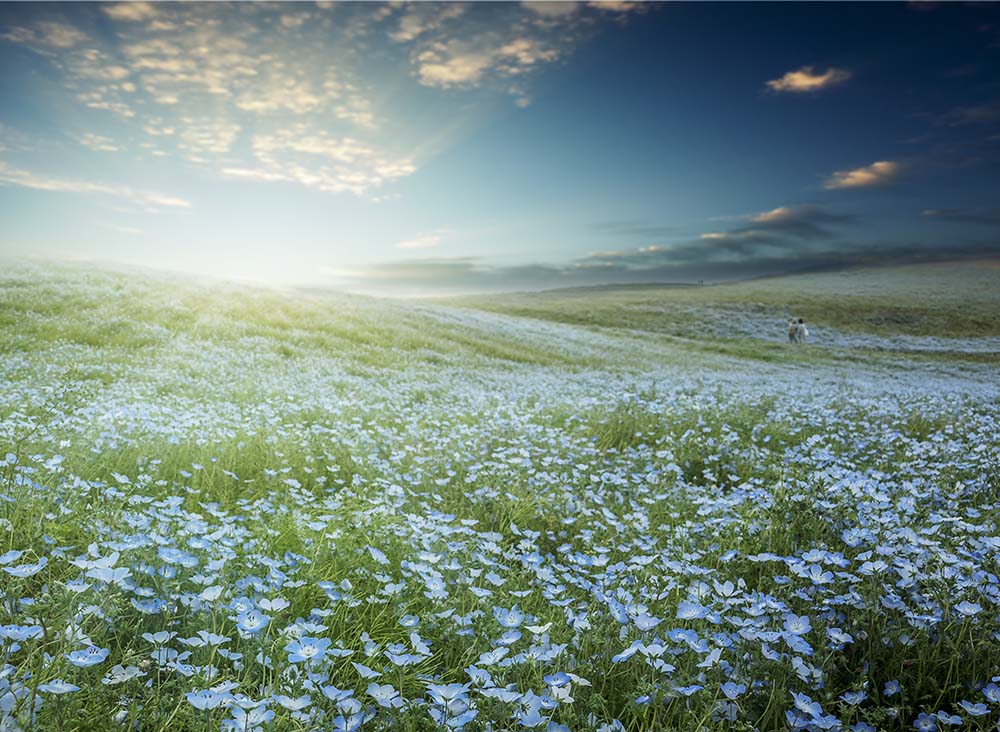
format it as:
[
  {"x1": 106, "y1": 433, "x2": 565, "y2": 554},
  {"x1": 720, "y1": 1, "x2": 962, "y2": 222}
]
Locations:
[
  {"x1": 954, "y1": 601, "x2": 982, "y2": 617},
  {"x1": 676, "y1": 601, "x2": 709, "y2": 620},
  {"x1": 936, "y1": 711, "x2": 962, "y2": 726},
  {"x1": 259, "y1": 597, "x2": 289, "y2": 612},
  {"x1": 493, "y1": 605, "x2": 524, "y2": 628},
  {"x1": 85, "y1": 566, "x2": 132, "y2": 586},
  {"x1": 0, "y1": 550, "x2": 24, "y2": 565},
  {"x1": 982, "y1": 683, "x2": 1000, "y2": 703},
  {"x1": 673, "y1": 685, "x2": 704, "y2": 697},
  {"x1": 179, "y1": 630, "x2": 230, "y2": 647},
  {"x1": 235, "y1": 610, "x2": 270, "y2": 635},
  {"x1": 884, "y1": 680, "x2": 901, "y2": 696},
  {"x1": 0, "y1": 624, "x2": 43, "y2": 642},
  {"x1": 67, "y1": 645, "x2": 109, "y2": 668},
  {"x1": 465, "y1": 665, "x2": 493, "y2": 687},
  {"x1": 633, "y1": 613, "x2": 661, "y2": 631},
  {"x1": 102, "y1": 665, "x2": 146, "y2": 685},
  {"x1": 224, "y1": 705, "x2": 274, "y2": 732},
  {"x1": 792, "y1": 693, "x2": 822, "y2": 718},
  {"x1": 4, "y1": 557, "x2": 48, "y2": 577},
  {"x1": 913, "y1": 712, "x2": 937, "y2": 731},
  {"x1": 38, "y1": 680, "x2": 80, "y2": 694},
  {"x1": 958, "y1": 700, "x2": 989, "y2": 716},
  {"x1": 367, "y1": 683, "x2": 403, "y2": 709},
  {"x1": 186, "y1": 689, "x2": 227, "y2": 710},
  {"x1": 333, "y1": 711, "x2": 365, "y2": 732},
  {"x1": 141, "y1": 631, "x2": 176, "y2": 645},
  {"x1": 840, "y1": 690, "x2": 867, "y2": 705},
  {"x1": 399, "y1": 614, "x2": 420, "y2": 628},
  {"x1": 352, "y1": 661, "x2": 381, "y2": 679},
  {"x1": 132, "y1": 598, "x2": 166, "y2": 615},
  {"x1": 285, "y1": 636, "x2": 330, "y2": 663},
  {"x1": 274, "y1": 694, "x2": 312, "y2": 711},
  {"x1": 783, "y1": 614, "x2": 812, "y2": 635},
  {"x1": 596, "y1": 721, "x2": 626, "y2": 732},
  {"x1": 720, "y1": 682, "x2": 746, "y2": 700},
  {"x1": 477, "y1": 647, "x2": 509, "y2": 666},
  {"x1": 827, "y1": 628, "x2": 854, "y2": 646}
]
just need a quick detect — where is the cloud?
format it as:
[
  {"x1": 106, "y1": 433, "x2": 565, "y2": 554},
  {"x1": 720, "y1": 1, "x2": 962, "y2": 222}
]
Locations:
[
  {"x1": 824, "y1": 160, "x2": 901, "y2": 189},
  {"x1": 923, "y1": 208, "x2": 1000, "y2": 225},
  {"x1": 586, "y1": 1, "x2": 648, "y2": 14},
  {"x1": 102, "y1": 2, "x2": 160, "y2": 22},
  {"x1": 935, "y1": 101, "x2": 1000, "y2": 127},
  {"x1": 394, "y1": 2, "x2": 648, "y2": 99},
  {"x1": 176, "y1": 118, "x2": 241, "y2": 157},
  {"x1": 580, "y1": 204, "x2": 855, "y2": 272},
  {"x1": 0, "y1": 3, "x2": 653, "y2": 201},
  {"x1": 389, "y1": 4, "x2": 466, "y2": 44},
  {"x1": 326, "y1": 204, "x2": 874, "y2": 293},
  {"x1": 397, "y1": 231, "x2": 448, "y2": 250},
  {"x1": 522, "y1": 2, "x2": 580, "y2": 18},
  {"x1": 766, "y1": 66, "x2": 852, "y2": 94},
  {"x1": 221, "y1": 125, "x2": 415, "y2": 196},
  {"x1": 0, "y1": 21, "x2": 88, "y2": 49},
  {"x1": 0, "y1": 160, "x2": 190, "y2": 210},
  {"x1": 77, "y1": 133, "x2": 121, "y2": 152}
]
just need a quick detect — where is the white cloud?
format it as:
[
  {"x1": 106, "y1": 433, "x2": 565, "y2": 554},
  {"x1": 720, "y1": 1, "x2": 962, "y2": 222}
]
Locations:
[
  {"x1": 0, "y1": 160, "x2": 191, "y2": 209},
  {"x1": 586, "y1": 1, "x2": 647, "y2": 14},
  {"x1": 750, "y1": 206, "x2": 796, "y2": 224},
  {"x1": 414, "y1": 36, "x2": 561, "y2": 89},
  {"x1": 221, "y1": 126, "x2": 416, "y2": 196},
  {"x1": 176, "y1": 118, "x2": 241, "y2": 156},
  {"x1": 78, "y1": 133, "x2": 121, "y2": 152},
  {"x1": 397, "y1": 231, "x2": 447, "y2": 249},
  {"x1": 766, "y1": 66, "x2": 851, "y2": 94},
  {"x1": 1, "y1": 21, "x2": 87, "y2": 49},
  {"x1": 824, "y1": 160, "x2": 901, "y2": 189},
  {"x1": 102, "y1": 2, "x2": 160, "y2": 22},
  {"x1": 390, "y1": 4, "x2": 466, "y2": 44}
]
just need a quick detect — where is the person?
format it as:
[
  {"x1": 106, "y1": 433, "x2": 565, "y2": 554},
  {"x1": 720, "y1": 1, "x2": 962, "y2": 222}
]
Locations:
[
  {"x1": 796, "y1": 318, "x2": 808, "y2": 344},
  {"x1": 787, "y1": 318, "x2": 799, "y2": 344}
]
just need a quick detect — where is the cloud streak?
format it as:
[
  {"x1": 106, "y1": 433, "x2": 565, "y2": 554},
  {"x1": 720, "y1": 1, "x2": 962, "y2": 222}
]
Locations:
[
  {"x1": 766, "y1": 66, "x2": 851, "y2": 94},
  {"x1": 923, "y1": 208, "x2": 1000, "y2": 225},
  {"x1": 0, "y1": 160, "x2": 190, "y2": 210},
  {"x1": 824, "y1": 160, "x2": 901, "y2": 189}
]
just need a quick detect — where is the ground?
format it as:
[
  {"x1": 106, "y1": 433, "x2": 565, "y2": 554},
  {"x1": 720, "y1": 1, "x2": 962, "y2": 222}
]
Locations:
[{"x1": 1, "y1": 260, "x2": 998, "y2": 732}]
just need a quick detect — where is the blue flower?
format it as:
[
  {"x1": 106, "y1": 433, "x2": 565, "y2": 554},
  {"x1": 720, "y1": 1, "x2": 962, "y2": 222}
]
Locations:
[
  {"x1": 958, "y1": 700, "x2": 989, "y2": 716},
  {"x1": 67, "y1": 646, "x2": 109, "y2": 668},
  {"x1": 367, "y1": 683, "x2": 402, "y2": 709},
  {"x1": 235, "y1": 610, "x2": 271, "y2": 635},
  {"x1": 285, "y1": 636, "x2": 330, "y2": 663}
]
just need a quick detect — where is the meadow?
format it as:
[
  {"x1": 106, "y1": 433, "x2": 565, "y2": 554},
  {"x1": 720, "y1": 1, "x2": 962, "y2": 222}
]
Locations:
[{"x1": 1, "y1": 261, "x2": 999, "y2": 732}]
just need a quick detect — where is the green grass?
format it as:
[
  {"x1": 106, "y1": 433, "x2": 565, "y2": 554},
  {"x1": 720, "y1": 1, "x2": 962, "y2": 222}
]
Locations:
[{"x1": 442, "y1": 259, "x2": 1000, "y2": 339}]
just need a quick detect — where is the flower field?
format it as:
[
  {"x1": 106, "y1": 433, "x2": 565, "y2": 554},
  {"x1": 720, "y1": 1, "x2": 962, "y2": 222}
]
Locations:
[{"x1": 1, "y1": 263, "x2": 999, "y2": 732}]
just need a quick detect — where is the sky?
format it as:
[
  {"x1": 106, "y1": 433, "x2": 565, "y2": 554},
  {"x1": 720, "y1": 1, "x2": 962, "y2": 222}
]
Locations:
[{"x1": 1, "y1": 1, "x2": 999, "y2": 294}]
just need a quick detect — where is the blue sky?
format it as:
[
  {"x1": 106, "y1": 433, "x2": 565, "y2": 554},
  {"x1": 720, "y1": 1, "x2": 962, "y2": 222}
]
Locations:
[{"x1": 1, "y1": 1, "x2": 999, "y2": 293}]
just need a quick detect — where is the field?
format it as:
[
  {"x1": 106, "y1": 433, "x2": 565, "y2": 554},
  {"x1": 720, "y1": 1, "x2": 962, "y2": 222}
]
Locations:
[{"x1": 1, "y1": 260, "x2": 999, "y2": 732}]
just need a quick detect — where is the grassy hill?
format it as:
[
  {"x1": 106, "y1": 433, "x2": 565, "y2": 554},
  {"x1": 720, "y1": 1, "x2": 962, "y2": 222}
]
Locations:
[
  {"x1": 1, "y1": 260, "x2": 998, "y2": 732},
  {"x1": 442, "y1": 260, "x2": 1000, "y2": 341}
]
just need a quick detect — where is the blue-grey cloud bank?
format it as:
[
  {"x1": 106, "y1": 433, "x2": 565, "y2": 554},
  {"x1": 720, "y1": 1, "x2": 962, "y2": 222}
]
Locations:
[{"x1": 1, "y1": 2, "x2": 999, "y2": 293}]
